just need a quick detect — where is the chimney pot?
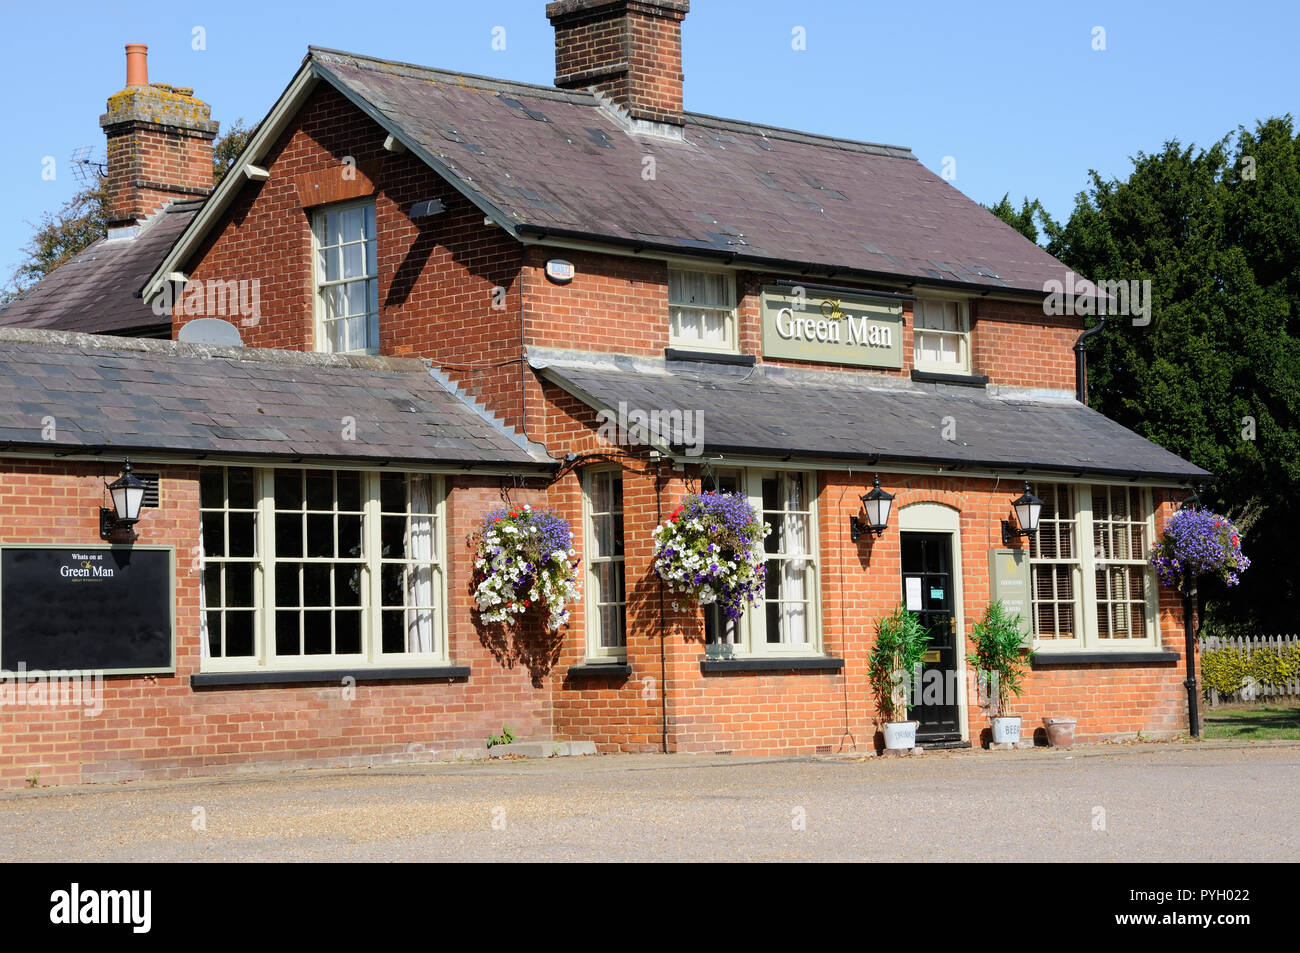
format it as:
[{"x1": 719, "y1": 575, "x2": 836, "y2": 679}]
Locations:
[{"x1": 125, "y1": 43, "x2": 148, "y2": 86}]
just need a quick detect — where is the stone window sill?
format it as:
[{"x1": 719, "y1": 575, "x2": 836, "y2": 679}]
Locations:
[
  {"x1": 566, "y1": 663, "x2": 632, "y2": 678},
  {"x1": 1030, "y1": 651, "x2": 1178, "y2": 667},
  {"x1": 191, "y1": 666, "x2": 470, "y2": 687},
  {"x1": 664, "y1": 347, "x2": 756, "y2": 366},
  {"x1": 700, "y1": 656, "x2": 845, "y2": 674}
]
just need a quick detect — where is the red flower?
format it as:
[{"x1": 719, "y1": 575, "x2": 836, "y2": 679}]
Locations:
[
  {"x1": 669, "y1": 504, "x2": 685, "y2": 522},
  {"x1": 524, "y1": 600, "x2": 531, "y2": 608}
]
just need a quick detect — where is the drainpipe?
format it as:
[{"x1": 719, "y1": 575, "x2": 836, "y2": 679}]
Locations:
[
  {"x1": 1073, "y1": 314, "x2": 1106, "y2": 405},
  {"x1": 654, "y1": 452, "x2": 668, "y2": 754}
]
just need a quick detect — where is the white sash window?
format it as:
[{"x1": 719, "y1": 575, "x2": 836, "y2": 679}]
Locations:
[
  {"x1": 313, "y1": 201, "x2": 379, "y2": 354},
  {"x1": 199, "y1": 467, "x2": 446, "y2": 671}
]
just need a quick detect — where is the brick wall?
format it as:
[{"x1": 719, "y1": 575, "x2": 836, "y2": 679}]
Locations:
[
  {"x1": 971, "y1": 297, "x2": 1080, "y2": 391},
  {"x1": 541, "y1": 439, "x2": 1195, "y2": 754},
  {"x1": 0, "y1": 460, "x2": 552, "y2": 788},
  {"x1": 522, "y1": 256, "x2": 1081, "y2": 391},
  {"x1": 178, "y1": 83, "x2": 528, "y2": 428}
]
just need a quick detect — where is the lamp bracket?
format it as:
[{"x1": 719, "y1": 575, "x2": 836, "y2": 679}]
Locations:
[
  {"x1": 850, "y1": 515, "x2": 885, "y2": 543},
  {"x1": 1002, "y1": 520, "x2": 1031, "y2": 547}
]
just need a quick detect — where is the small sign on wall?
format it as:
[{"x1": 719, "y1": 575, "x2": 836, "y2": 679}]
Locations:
[
  {"x1": 545, "y1": 259, "x2": 574, "y2": 283},
  {"x1": 988, "y1": 548, "x2": 1033, "y2": 646}
]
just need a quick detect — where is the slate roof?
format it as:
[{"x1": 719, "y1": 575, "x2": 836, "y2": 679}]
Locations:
[
  {"x1": 0, "y1": 328, "x2": 551, "y2": 467},
  {"x1": 529, "y1": 349, "x2": 1210, "y2": 484},
  {"x1": 0, "y1": 201, "x2": 198, "y2": 335},
  {"x1": 302, "y1": 47, "x2": 1072, "y2": 295}
]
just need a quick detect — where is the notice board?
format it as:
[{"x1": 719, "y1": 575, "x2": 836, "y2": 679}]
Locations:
[
  {"x1": 0, "y1": 545, "x2": 175, "y2": 674},
  {"x1": 988, "y1": 548, "x2": 1033, "y2": 647}
]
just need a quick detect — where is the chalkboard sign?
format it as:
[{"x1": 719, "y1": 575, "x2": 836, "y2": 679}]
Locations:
[{"x1": 1, "y1": 546, "x2": 174, "y2": 674}]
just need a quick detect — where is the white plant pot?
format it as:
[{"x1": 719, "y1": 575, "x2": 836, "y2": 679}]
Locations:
[
  {"x1": 883, "y1": 721, "x2": 918, "y2": 750},
  {"x1": 991, "y1": 716, "x2": 1022, "y2": 745}
]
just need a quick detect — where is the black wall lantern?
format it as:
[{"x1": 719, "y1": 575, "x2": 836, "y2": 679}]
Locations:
[
  {"x1": 850, "y1": 475, "x2": 894, "y2": 542},
  {"x1": 100, "y1": 460, "x2": 148, "y2": 540},
  {"x1": 1001, "y1": 482, "x2": 1044, "y2": 546}
]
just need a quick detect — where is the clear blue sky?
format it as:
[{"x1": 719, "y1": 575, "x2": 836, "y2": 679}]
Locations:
[{"x1": 2, "y1": 0, "x2": 1296, "y2": 280}]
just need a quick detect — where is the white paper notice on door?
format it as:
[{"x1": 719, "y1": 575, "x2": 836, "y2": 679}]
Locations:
[{"x1": 905, "y1": 577, "x2": 923, "y2": 610}]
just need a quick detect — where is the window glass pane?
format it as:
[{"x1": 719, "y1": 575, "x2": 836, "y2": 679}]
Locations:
[
  {"x1": 276, "y1": 612, "x2": 301, "y2": 656},
  {"x1": 343, "y1": 242, "x2": 364, "y2": 279},
  {"x1": 202, "y1": 512, "x2": 226, "y2": 558},
  {"x1": 225, "y1": 562, "x2": 254, "y2": 608},
  {"x1": 203, "y1": 566, "x2": 222, "y2": 607},
  {"x1": 275, "y1": 564, "x2": 299, "y2": 607},
  {"x1": 335, "y1": 612, "x2": 362, "y2": 654},
  {"x1": 225, "y1": 612, "x2": 255, "y2": 657},
  {"x1": 228, "y1": 512, "x2": 255, "y2": 558},
  {"x1": 305, "y1": 471, "x2": 333, "y2": 510},
  {"x1": 199, "y1": 470, "x2": 223, "y2": 509},
  {"x1": 341, "y1": 207, "x2": 362, "y2": 243},
  {"x1": 344, "y1": 281, "x2": 367, "y2": 317},
  {"x1": 335, "y1": 566, "x2": 363, "y2": 607},
  {"x1": 379, "y1": 473, "x2": 405, "y2": 512},
  {"x1": 275, "y1": 471, "x2": 303, "y2": 510},
  {"x1": 382, "y1": 610, "x2": 404, "y2": 654},
  {"x1": 305, "y1": 513, "x2": 333, "y2": 558},
  {"x1": 304, "y1": 615, "x2": 332, "y2": 655},
  {"x1": 206, "y1": 612, "x2": 222, "y2": 657},
  {"x1": 227, "y1": 468, "x2": 256, "y2": 510},
  {"x1": 338, "y1": 513, "x2": 363, "y2": 559},
  {"x1": 303, "y1": 565, "x2": 331, "y2": 607}
]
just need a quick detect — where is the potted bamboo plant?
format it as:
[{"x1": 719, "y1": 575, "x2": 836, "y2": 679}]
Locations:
[
  {"x1": 967, "y1": 600, "x2": 1034, "y2": 746},
  {"x1": 868, "y1": 605, "x2": 932, "y2": 751}
]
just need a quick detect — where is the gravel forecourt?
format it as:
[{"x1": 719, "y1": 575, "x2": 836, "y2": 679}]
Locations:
[{"x1": 2, "y1": 742, "x2": 1297, "y2": 862}]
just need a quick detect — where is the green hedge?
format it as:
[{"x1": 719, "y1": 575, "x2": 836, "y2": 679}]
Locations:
[{"x1": 1202, "y1": 644, "x2": 1300, "y2": 695}]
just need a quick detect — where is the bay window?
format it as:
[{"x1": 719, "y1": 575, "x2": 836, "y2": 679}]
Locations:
[
  {"x1": 1028, "y1": 482, "x2": 1158, "y2": 650},
  {"x1": 199, "y1": 467, "x2": 446, "y2": 670}
]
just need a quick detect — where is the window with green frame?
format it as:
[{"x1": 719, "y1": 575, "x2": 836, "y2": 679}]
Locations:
[{"x1": 198, "y1": 467, "x2": 445, "y2": 669}]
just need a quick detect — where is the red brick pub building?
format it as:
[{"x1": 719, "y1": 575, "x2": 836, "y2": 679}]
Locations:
[{"x1": 0, "y1": 1, "x2": 1209, "y2": 785}]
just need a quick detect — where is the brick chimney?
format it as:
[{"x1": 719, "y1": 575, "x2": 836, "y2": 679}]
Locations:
[
  {"x1": 99, "y1": 44, "x2": 218, "y2": 227},
  {"x1": 547, "y1": 0, "x2": 689, "y2": 126}
]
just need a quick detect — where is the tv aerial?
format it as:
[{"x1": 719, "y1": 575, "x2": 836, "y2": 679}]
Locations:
[{"x1": 70, "y1": 145, "x2": 106, "y2": 184}]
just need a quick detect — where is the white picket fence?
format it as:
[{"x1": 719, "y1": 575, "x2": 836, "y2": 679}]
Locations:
[{"x1": 1203, "y1": 634, "x2": 1300, "y2": 706}]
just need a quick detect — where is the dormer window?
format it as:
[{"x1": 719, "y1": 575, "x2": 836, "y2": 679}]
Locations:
[
  {"x1": 913, "y1": 297, "x2": 970, "y2": 373},
  {"x1": 312, "y1": 201, "x2": 378, "y2": 354},
  {"x1": 668, "y1": 267, "x2": 736, "y2": 352}
]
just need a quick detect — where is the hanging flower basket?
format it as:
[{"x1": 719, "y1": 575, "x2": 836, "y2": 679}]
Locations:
[
  {"x1": 1150, "y1": 507, "x2": 1250, "y2": 592},
  {"x1": 472, "y1": 504, "x2": 580, "y2": 631},
  {"x1": 652, "y1": 492, "x2": 769, "y2": 619}
]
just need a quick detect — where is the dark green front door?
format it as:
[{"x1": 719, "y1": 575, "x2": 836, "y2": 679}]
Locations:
[{"x1": 900, "y1": 532, "x2": 961, "y2": 741}]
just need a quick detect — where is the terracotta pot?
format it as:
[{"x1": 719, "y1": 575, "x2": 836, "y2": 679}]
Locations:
[{"x1": 1043, "y1": 717, "x2": 1077, "y2": 748}]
